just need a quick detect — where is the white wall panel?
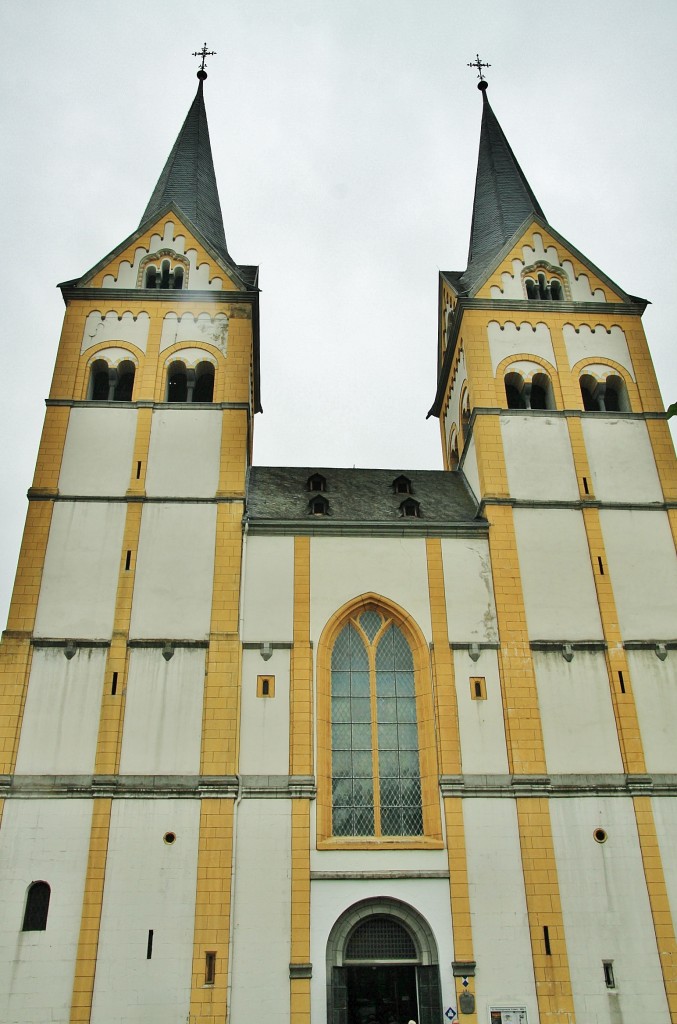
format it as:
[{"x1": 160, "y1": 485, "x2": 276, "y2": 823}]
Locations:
[
  {"x1": 454, "y1": 649, "x2": 508, "y2": 773},
  {"x1": 34, "y1": 502, "x2": 127, "y2": 640},
  {"x1": 513, "y1": 508, "x2": 603, "y2": 640},
  {"x1": 160, "y1": 312, "x2": 228, "y2": 354},
  {"x1": 600, "y1": 510, "x2": 677, "y2": 639},
  {"x1": 145, "y1": 409, "x2": 221, "y2": 498},
  {"x1": 563, "y1": 324, "x2": 634, "y2": 378},
  {"x1": 119, "y1": 648, "x2": 205, "y2": 775},
  {"x1": 487, "y1": 320, "x2": 555, "y2": 374},
  {"x1": 59, "y1": 408, "x2": 137, "y2": 496},
  {"x1": 533, "y1": 651, "x2": 622, "y2": 774},
  {"x1": 230, "y1": 800, "x2": 291, "y2": 1021},
  {"x1": 551, "y1": 797, "x2": 669, "y2": 1022},
  {"x1": 90, "y1": 799, "x2": 200, "y2": 1024},
  {"x1": 81, "y1": 311, "x2": 150, "y2": 354},
  {"x1": 239, "y1": 649, "x2": 290, "y2": 774},
  {"x1": 129, "y1": 504, "x2": 216, "y2": 640},
  {"x1": 460, "y1": 435, "x2": 481, "y2": 502},
  {"x1": 582, "y1": 418, "x2": 663, "y2": 503},
  {"x1": 628, "y1": 650, "x2": 677, "y2": 773},
  {"x1": 0, "y1": 799, "x2": 93, "y2": 1024},
  {"x1": 310, "y1": 537, "x2": 431, "y2": 644},
  {"x1": 463, "y1": 800, "x2": 539, "y2": 1020},
  {"x1": 501, "y1": 415, "x2": 579, "y2": 501},
  {"x1": 15, "y1": 647, "x2": 106, "y2": 775},
  {"x1": 441, "y1": 538, "x2": 498, "y2": 643},
  {"x1": 241, "y1": 535, "x2": 294, "y2": 642}
]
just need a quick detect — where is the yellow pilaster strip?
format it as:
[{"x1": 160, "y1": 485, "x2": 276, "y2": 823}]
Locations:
[
  {"x1": 516, "y1": 799, "x2": 576, "y2": 1023},
  {"x1": 188, "y1": 799, "x2": 235, "y2": 1024},
  {"x1": 647, "y1": 419, "x2": 677, "y2": 501},
  {"x1": 581, "y1": 506, "x2": 646, "y2": 774},
  {"x1": 634, "y1": 796, "x2": 677, "y2": 1021},
  {"x1": 425, "y1": 538, "x2": 460, "y2": 774},
  {"x1": 0, "y1": 638, "x2": 34, "y2": 774},
  {"x1": 444, "y1": 797, "x2": 477, "y2": 1022},
  {"x1": 5, "y1": 499, "x2": 54, "y2": 635},
  {"x1": 564, "y1": 417, "x2": 596, "y2": 501},
  {"x1": 624, "y1": 321, "x2": 665, "y2": 410},
  {"x1": 127, "y1": 408, "x2": 152, "y2": 496},
  {"x1": 31, "y1": 406, "x2": 71, "y2": 493},
  {"x1": 472, "y1": 415, "x2": 509, "y2": 498},
  {"x1": 201, "y1": 502, "x2": 243, "y2": 776},
  {"x1": 69, "y1": 799, "x2": 112, "y2": 1023},
  {"x1": 217, "y1": 409, "x2": 248, "y2": 496},
  {"x1": 290, "y1": 536, "x2": 312, "y2": 1024}
]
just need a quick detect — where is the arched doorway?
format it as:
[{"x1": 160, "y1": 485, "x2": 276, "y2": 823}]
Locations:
[{"x1": 326, "y1": 898, "x2": 442, "y2": 1024}]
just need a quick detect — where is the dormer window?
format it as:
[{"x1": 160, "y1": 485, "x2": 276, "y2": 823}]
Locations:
[
  {"x1": 307, "y1": 473, "x2": 327, "y2": 492},
  {"x1": 392, "y1": 475, "x2": 413, "y2": 495},
  {"x1": 400, "y1": 498, "x2": 421, "y2": 518},
  {"x1": 309, "y1": 495, "x2": 329, "y2": 516}
]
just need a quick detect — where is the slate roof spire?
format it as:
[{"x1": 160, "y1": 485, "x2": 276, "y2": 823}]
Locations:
[
  {"x1": 466, "y1": 80, "x2": 544, "y2": 275},
  {"x1": 141, "y1": 73, "x2": 229, "y2": 258}
]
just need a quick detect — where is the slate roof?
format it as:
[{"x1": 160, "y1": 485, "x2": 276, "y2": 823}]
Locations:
[
  {"x1": 246, "y1": 467, "x2": 482, "y2": 527},
  {"x1": 141, "y1": 79, "x2": 230, "y2": 260}
]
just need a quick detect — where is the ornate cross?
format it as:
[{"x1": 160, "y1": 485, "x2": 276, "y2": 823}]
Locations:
[
  {"x1": 193, "y1": 43, "x2": 217, "y2": 74},
  {"x1": 467, "y1": 54, "x2": 491, "y2": 81}
]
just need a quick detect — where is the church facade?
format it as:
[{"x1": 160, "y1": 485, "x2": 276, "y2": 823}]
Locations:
[{"x1": 1, "y1": 65, "x2": 677, "y2": 1024}]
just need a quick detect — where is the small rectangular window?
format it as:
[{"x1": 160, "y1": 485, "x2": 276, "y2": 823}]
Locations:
[
  {"x1": 257, "y1": 675, "x2": 275, "y2": 698},
  {"x1": 603, "y1": 961, "x2": 615, "y2": 988},
  {"x1": 111, "y1": 672, "x2": 118, "y2": 696},
  {"x1": 470, "y1": 676, "x2": 486, "y2": 701},
  {"x1": 618, "y1": 670, "x2": 625, "y2": 694},
  {"x1": 543, "y1": 926, "x2": 551, "y2": 955},
  {"x1": 136, "y1": 461, "x2": 142, "y2": 479},
  {"x1": 582, "y1": 476, "x2": 590, "y2": 495},
  {"x1": 125, "y1": 550, "x2": 132, "y2": 571},
  {"x1": 205, "y1": 951, "x2": 216, "y2": 985},
  {"x1": 597, "y1": 556, "x2": 605, "y2": 575},
  {"x1": 146, "y1": 930, "x2": 154, "y2": 959}
]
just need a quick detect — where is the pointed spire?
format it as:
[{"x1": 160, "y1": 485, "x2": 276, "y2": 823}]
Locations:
[
  {"x1": 141, "y1": 77, "x2": 229, "y2": 258},
  {"x1": 466, "y1": 81, "x2": 544, "y2": 272}
]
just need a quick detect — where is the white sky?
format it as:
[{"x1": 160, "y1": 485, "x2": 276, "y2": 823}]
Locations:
[{"x1": 1, "y1": 0, "x2": 676, "y2": 626}]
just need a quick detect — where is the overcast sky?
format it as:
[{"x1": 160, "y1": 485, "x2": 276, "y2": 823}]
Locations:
[{"x1": 1, "y1": 1, "x2": 676, "y2": 626}]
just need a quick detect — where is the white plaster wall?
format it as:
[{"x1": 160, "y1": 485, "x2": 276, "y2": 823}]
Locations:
[
  {"x1": 81, "y1": 311, "x2": 150, "y2": 354},
  {"x1": 532, "y1": 651, "x2": 623, "y2": 774},
  {"x1": 100, "y1": 221, "x2": 226, "y2": 290},
  {"x1": 58, "y1": 408, "x2": 137, "y2": 496},
  {"x1": 34, "y1": 502, "x2": 127, "y2": 640},
  {"x1": 650, "y1": 798, "x2": 677, "y2": 941},
  {"x1": 311, "y1": 877, "x2": 455, "y2": 1024},
  {"x1": 144, "y1": 409, "x2": 222, "y2": 497},
  {"x1": 551, "y1": 797, "x2": 669, "y2": 1022},
  {"x1": 463, "y1": 799, "x2": 539, "y2": 1020},
  {"x1": 600, "y1": 510, "x2": 677, "y2": 639},
  {"x1": 0, "y1": 799, "x2": 93, "y2": 1024},
  {"x1": 238, "y1": 648, "x2": 290, "y2": 774},
  {"x1": 90, "y1": 799, "x2": 200, "y2": 1024},
  {"x1": 460, "y1": 434, "x2": 481, "y2": 501},
  {"x1": 160, "y1": 312, "x2": 228, "y2": 355},
  {"x1": 628, "y1": 650, "x2": 677, "y2": 773},
  {"x1": 487, "y1": 320, "x2": 555, "y2": 375},
  {"x1": 119, "y1": 648, "x2": 205, "y2": 775},
  {"x1": 513, "y1": 508, "x2": 603, "y2": 640},
  {"x1": 129, "y1": 503, "x2": 216, "y2": 640},
  {"x1": 14, "y1": 647, "x2": 106, "y2": 775},
  {"x1": 501, "y1": 415, "x2": 579, "y2": 501},
  {"x1": 441, "y1": 538, "x2": 498, "y2": 642},
  {"x1": 241, "y1": 535, "x2": 294, "y2": 642},
  {"x1": 563, "y1": 324, "x2": 634, "y2": 379},
  {"x1": 229, "y1": 800, "x2": 291, "y2": 1022},
  {"x1": 488, "y1": 234, "x2": 607, "y2": 301},
  {"x1": 454, "y1": 649, "x2": 508, "y2": 774},
  {"x1": 310, "y1": 537, "x2": 432, "y2": 643},
  {"x1": 582, "y1": 417, "x2": 663, "y2": 502}
]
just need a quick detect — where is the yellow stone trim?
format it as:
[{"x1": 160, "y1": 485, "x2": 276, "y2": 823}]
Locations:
[
  {"x1": 494, "y1": 352, "x2": 565, "y2": 410},
  {"x1": 31, "y1": 406, "x2": 71, "y2": 493},
  {"x1": 444, "y1": 797, "x2": 477, "y2": 1022},
  {"x1": 188, "y1": 799, "x2": 234, "y2": 1024},
  {"x1": 581, "y1": 507, "x2": 646, "y2": 774},
  {"x1": 127, "y1": 407, "x2": 152, "y2": 496},
  {"x1": 485, "y1": 505, "x2": 547, "y2": 774},
  {"x1": 633, "y1": 797, "x2": 677, "y2": 1019},
  {"x1": 426, "y1": 538, "x2": 461, "y2": 775},
  {"x1": 0, "y1": 637, "x2": 34, "y2": 774},
  {"x1": 565, "y1": 417, "x2": 596, "y2": 501},
  {"x1": 201, "y1": 503, "x2": 243, "y2": 776},
  {"x1": 69, "y1": 798, "x2": 112, "y2": 1023},
  {"x1": 570, "y1": 356, "x2": 641, "y2": 412},
  {"x1": 646, "y1": 419, "x2": 677, "y2": 503},
  {"x1": 316, "y1": 591, "x2": 442, "y2": 848},
  {"x1": 290, "y1": 536, "x2": 313, "y2": 777},
  {"x1": 5, "y1": 499, "x2": 55, "y2": 635},
  {"x1": 516, "y1": 798, "x2": 576, "y2": 1022},
  {"x1": 623, "y1": 321, "x2": 665, "y2": 412},
  {"x1": 217, "y1": 410, "x2": 249, "y2": 496},
  {"x1": 471, "y1": 415, "x2": 509, "y2": 499},
  {"x1": 290, "y1": 799, "x2": 311, "y2": 1024}
]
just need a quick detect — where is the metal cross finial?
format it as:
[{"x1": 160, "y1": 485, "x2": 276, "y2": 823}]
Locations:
[
  {"x1": 467, "y1": 54, "x2": 491, "y2": 81},
  {"x1": 193, "y1": 43, "x2": 216, "y2": 77}
]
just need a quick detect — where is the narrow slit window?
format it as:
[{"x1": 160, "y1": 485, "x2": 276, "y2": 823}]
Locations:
[
  {"x1": 618, "y1": 671, "x2": 625, "y2": 694},
  {"x1": 111, "y1": 672, "x2": 118, "y2": 696},
  {"x1": 470, "y1": 676, "x2": 487, "y2": 701},
  {"x1": 146, "y1": 930, "x2": 154, "y2": 959},
  {"x1": 603, "y1": 961, "x2": 615, "y2": 988},
  {"x1": 205, "y1": 951, "x2": 216, "y2": 985},
  {"x1": 125, "y1": 550, "x2": 132, "y2": 571},
  {"x1": 136, "y1": 461, "x2": 142, "y2": 479},
  {"x1": 597, "y1": 556, "x2": 605, "y2": 575},
  {"x1": 257, "y1": 675, "x2": 275, "y2": 698},
  {"x1": 582, "y1": 477, "x2": 589, "y2": 495},
  {"x1": 543, "y1": 926, "x2": 551, "y2": 955}
]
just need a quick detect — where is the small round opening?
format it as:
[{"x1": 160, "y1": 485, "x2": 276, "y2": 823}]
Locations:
[
  {"x1": 164, "y1": 831, "x2": 177, "y2": 845},
  {"x1": 593, "y1": 828, "x2": 608, "y2": 844}
]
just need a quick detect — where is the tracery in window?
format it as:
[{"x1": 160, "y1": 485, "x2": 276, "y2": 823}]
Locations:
[{"x1": 331, "y1": 610, "x2": 423, "y2": 838}]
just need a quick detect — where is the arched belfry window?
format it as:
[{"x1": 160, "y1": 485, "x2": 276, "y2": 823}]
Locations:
[
  {"x1": 330, "y1": 609, "x2": 423, "y2": 838},
  {"x1": 22, "y1": 881, "x2": 51, "y2": 931},
  {"x1": 87, "y1": 358, "x2": 136, "y2": 402}
]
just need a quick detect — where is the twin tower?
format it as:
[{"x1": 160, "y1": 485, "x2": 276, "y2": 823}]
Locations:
[{"x1": 1, "y1": 68, "x2": 676, "y2": 1024}]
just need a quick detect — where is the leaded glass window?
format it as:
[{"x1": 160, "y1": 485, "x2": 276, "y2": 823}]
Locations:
[{"x1": 331, "y1": 610, "x2": 423, "y2": 837}]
